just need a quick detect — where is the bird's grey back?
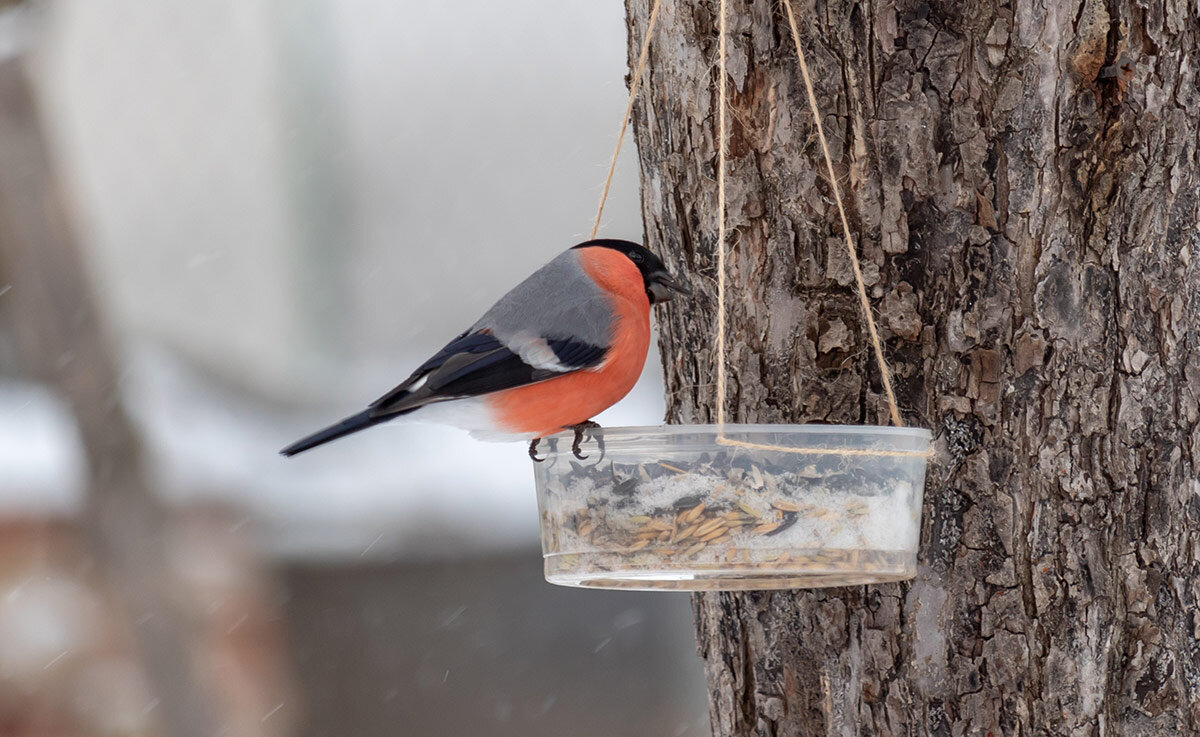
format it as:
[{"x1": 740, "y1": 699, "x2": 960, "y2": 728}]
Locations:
[{"x1": 472, "y1": 249, "x2": 614, "y2": 348}]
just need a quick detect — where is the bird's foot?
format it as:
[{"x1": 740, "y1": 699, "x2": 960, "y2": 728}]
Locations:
[
  {"x1": 529, "y1": 437, "x2": 547, "y2": 463},
  {"x1": 566, "y1": 420, "x2": 604, "y2": 462}
]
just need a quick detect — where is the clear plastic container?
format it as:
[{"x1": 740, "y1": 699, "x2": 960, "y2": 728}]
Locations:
[{"x1": 533, "y1": 424, "x2": 931, "y2": 591}]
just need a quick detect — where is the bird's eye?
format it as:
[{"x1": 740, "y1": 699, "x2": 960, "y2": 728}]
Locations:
[{"x1": 629, "y1": 251, "x2": 644, "y2": 263}]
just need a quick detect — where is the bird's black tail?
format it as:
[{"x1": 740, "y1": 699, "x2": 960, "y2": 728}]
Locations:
[{"x1": 280, "y1": 409, "x2": 386, "y2": 457}]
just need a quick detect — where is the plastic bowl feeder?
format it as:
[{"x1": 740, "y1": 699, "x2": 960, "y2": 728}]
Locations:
[{"x1": 533, "y1": 424, "x2": 931, "y2": 591}]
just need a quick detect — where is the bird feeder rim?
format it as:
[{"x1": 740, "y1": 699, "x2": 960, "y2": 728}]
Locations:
[{"x1": 543, "y1": 423, "x2": 932, "y2": 440}]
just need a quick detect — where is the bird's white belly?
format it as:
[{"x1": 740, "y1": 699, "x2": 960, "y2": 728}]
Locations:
[{"x1": 403, "y1": 397, "x2": 533, "y2": 442}]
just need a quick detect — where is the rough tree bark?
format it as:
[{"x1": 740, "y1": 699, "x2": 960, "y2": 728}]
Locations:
[{"x1": 625, "y1": 0, "x2": 1200, "y2": 734}]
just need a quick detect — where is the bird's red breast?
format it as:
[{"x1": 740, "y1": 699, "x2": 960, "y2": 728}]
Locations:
[{"x1": 485, "y1": 246, "x2": 651, "y2": 437}]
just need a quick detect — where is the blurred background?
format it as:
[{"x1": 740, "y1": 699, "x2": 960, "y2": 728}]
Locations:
[{"x1": 0, "y1": 1, "x2": 708, "y2": 735}]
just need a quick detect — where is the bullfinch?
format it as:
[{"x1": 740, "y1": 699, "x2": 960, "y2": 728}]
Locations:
[{"x1": 280, "y1": 239, "x2": 689, "y2": 461}]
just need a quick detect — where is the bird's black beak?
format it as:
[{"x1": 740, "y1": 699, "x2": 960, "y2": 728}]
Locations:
[{"x1": 647, "y1": 271, "x2": 691, "y2": 304}]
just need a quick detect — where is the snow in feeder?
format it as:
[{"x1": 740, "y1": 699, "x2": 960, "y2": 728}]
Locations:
[{"x1": 534, "y1": 424, "x2": 930, "y2": 591}]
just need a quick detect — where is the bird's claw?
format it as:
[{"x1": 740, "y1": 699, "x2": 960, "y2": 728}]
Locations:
[
  {"x1": 568, "y1": 420, "x2": 604, "y2": 462},
  {"x1": 529, "y1": 437, "x2": 547, "y2": 462}
]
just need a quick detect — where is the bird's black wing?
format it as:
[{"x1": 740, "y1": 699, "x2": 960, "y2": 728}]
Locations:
[{"x1": 367, "y1": 330, "x2": 607, "y2": 419}]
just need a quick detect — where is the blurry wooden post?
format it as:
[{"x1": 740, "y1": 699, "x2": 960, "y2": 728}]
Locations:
[
  {"x1": 627, "y1": 0, "x2": 1200, "y2": 734},
  {"x1": 0, "y1": 57, "x2": 222, "y2": 737}
]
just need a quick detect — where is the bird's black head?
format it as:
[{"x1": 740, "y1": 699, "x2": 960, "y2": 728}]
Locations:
[{"x1": 572, "y1": 239, "x2": 691, "y2": 304}]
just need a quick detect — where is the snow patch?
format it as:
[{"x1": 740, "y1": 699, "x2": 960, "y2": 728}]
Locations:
[{"x1": 0, "y1": 380, "x2": 86, "y2": 516}]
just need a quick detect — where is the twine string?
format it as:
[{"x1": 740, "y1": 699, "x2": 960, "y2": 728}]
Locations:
[
  {"x1": 779, "y1": 0, "x2": 903, "y2": 427},
  {"x1": 715, "y1": 0, "x2": 729, "y2": 428},
  {"x1": 591, "y1": 0, "x2": 921, "y2": 457},
  {"x1": 590, "y1": 0, "x2": 664, "y2": 240}
]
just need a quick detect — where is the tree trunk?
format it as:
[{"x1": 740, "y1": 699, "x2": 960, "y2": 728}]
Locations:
[{"x1": 625, "y1": 0, "x2": 1200, "y2": 734}]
